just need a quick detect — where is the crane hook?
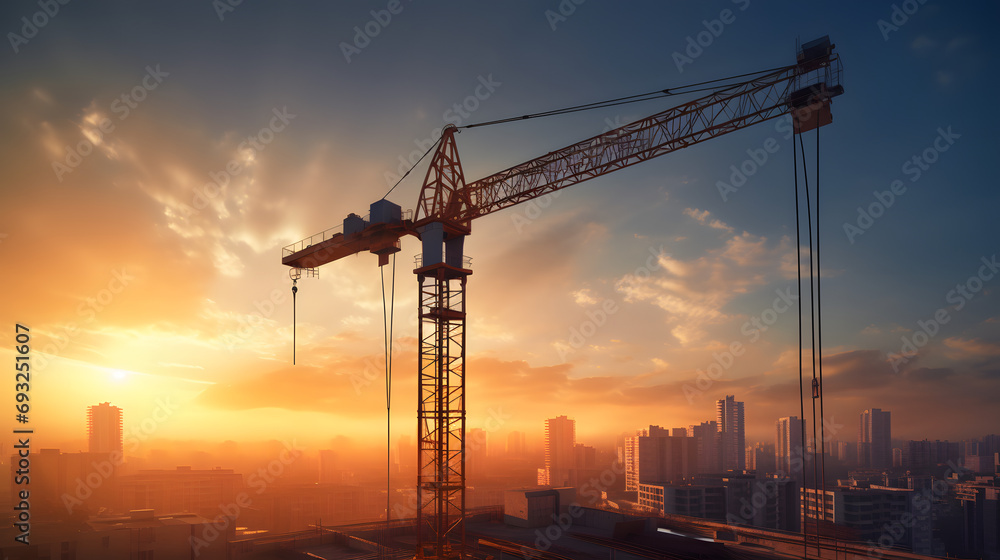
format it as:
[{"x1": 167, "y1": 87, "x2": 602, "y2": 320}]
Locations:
[{"x1": 292, "y1": 278, "x2": 298, "y2": 365}]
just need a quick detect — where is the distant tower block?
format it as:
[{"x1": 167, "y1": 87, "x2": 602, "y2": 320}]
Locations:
[
  {"x1": 717, "y1": 396, "x2": 745, "y2": 471},
  {"x1": 88, "y1": 402, "x2": 123, "y2": 457}
]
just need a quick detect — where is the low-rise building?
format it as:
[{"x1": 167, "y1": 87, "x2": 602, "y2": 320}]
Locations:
[{"x1": 802, "y1": 485, "x2": 933, "y2": 555}]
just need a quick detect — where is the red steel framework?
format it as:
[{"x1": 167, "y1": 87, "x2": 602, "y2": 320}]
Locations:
[
  {"x1": 282, "y1": 39, "x2": 843, "y2": 559},
  {"x1": 416, "y1": 57, "x2": 842, "y2": 226},
  {"x1": 414, "y1": 262, "x2": 469, "y2": 559}
]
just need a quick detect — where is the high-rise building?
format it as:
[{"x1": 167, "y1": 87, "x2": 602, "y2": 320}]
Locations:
[
  {"x1": 717, "y1": 396, "x2": 745, "y2": 471},
  {"x1": 902, "y1": 439, "x2": 962, "y2": 469},
  {"x1": 963, "y1": 439, "x2": 997, "y2": 473},
  {"x1": 858, "y1": 408, "x2": 892, "y2": 469},
  {"x1": 776, "y1": 417, "x2": 805, "y2": 478},
  {"x1": 982, "y1": 434, "x2": 1000, "y2": 459},
  {"x1": 829, "y1": 440, "x2": 857, "y2": 465},
  {"x1": 574, "y1": 443, "x2": 596, "y2": 470},
  {"x1": 88, "y1": 402, "x2": 123, "y2": 457},
  {"x1": 624, "y1": 427, "x2": 697, "y2": 491},
  {"x1": 543, "y1": 416, "x2": 575, "y2": 486},
  {"x1": 506, "y1": 431, "x2": 526, "y2": 457},
  {"x1": 746, "y1": 442, "x2": 776, "y2": 474},
  {"x1": 467, "y1": 428, "x2": 488, "y2": 482},
  {"x1": 688, "y1": 421, "x2": 719, "y2": 474},
  {"x1": 956, "y1": 481, "x2": 1000, "y2": 559}
]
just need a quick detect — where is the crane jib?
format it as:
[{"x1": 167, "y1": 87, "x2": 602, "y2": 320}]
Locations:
[{"x1": 283, "y1": 48, "x2": 840, "y2": 269}]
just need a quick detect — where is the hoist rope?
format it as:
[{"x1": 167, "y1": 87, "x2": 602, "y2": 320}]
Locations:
[{"x1": 379, "y1": 252, "x2": 397, "y2": 556}]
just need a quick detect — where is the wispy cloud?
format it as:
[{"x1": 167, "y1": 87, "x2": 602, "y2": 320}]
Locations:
[{"x1": 684, "y1": 207, "x2": 734, "y2": 233}]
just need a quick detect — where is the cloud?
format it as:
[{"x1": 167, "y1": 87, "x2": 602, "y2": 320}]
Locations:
[
  {"x1": 614, "y1": 230, "x2": 794, "y2": 346},
  {"x1": 684, "y1": 207, "x2": 734, "y2": 233},
  {"x1": 572, "y1": 288, "x2": 598, "y2": 306},
  {"x1": 943, "y1": 337, "x2": 1000, "y2": 358}
]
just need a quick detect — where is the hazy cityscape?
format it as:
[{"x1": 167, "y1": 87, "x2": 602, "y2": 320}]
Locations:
[{"x1": 4, "y1": 398, "x2": 998, "y2": 558}]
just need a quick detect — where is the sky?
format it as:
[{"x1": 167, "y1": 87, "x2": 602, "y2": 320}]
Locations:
[{"x1": 0, "y1": 0, "x2": 997, "y2": 458}]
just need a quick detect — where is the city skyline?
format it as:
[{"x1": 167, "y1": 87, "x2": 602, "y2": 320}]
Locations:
[
  {"x1": 25, "y1": 402, "x2": 1000, "y2": 483},
  {"x1": 29, "y1": 395, "x2": 992, "y2": 467},
  {"x1": 9, "y1": 402, "x2": 998, "y2": 557},
  {"x1": 26, "y1": 393, "x2": 992, "y2": 463}
]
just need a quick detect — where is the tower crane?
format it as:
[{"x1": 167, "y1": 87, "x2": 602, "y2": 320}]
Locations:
[{"x1": 282, "y1": 37, "x2": 843, "y2": 559}]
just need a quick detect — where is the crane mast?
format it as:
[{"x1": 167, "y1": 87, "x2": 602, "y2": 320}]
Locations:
[{"x1": 282, "y1": 37, "x2": 843, "y2": 560}]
